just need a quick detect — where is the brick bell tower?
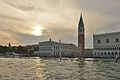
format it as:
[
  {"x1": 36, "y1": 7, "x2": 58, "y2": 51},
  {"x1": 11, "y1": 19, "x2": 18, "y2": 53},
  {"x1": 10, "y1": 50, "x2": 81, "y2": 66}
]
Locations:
[{"x1": 78, "y1": 14, "x2": 85, "y2": 54}]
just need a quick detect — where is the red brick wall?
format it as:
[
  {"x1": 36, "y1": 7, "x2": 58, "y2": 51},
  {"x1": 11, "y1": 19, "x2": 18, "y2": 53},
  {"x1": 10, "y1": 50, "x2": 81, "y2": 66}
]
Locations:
[{"x1": 78, "y1": 34, "x2": 85, "y2": 50}]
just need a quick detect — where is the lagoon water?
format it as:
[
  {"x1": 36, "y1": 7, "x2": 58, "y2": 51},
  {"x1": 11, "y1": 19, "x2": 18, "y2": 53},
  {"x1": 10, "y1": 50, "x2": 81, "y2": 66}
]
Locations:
[{"x1": 0, "y1": 58, "x2": 120, "y2": 80}]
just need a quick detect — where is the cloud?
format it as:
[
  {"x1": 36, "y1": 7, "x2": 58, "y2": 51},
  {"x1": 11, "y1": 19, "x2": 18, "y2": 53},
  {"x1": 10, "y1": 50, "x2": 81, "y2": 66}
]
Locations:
[
  {"x1": 0, "y1": 15, "x2": 26, "y2": 21},
  {"x1": 0, "y1": 0, "x2": 120, "y2": 48}
]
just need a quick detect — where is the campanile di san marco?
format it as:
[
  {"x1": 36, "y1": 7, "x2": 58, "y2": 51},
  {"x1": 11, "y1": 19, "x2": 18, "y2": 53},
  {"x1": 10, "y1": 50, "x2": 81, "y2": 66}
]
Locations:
[{"x1": 78, "y1": 14, "x2": 85, "y2": 55}]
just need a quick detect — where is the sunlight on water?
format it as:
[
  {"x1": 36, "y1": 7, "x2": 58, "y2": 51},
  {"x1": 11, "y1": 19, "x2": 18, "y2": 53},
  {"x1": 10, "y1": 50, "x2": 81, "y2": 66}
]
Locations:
[{"x1": 0, "y1": 58, "x2": 120, "y2": 80}]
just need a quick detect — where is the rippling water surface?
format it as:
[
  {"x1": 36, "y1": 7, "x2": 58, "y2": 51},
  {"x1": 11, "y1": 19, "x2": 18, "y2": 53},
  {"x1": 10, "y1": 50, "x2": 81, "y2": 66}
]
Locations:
[{"x1": 0, "y1": 58, "x2": 120, "y2": 80}]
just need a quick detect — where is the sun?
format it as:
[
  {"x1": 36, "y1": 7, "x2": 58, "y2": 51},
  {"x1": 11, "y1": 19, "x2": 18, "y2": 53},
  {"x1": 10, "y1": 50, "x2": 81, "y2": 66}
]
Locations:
[{"x1": 32, "y1": 25, "x2": 44, "y2": 36}]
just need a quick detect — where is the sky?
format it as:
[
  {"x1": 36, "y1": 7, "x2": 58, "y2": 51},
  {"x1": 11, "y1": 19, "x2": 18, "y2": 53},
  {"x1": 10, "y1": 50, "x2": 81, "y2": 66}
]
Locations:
[{"x1": 0, "y1": 0, "x2": 120, "y2": 48}]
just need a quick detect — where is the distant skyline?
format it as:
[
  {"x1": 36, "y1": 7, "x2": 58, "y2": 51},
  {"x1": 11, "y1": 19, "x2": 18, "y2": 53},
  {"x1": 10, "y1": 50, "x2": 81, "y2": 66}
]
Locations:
[{"x1": 0, "y1": 0, "x2": 120, "y2": 48}]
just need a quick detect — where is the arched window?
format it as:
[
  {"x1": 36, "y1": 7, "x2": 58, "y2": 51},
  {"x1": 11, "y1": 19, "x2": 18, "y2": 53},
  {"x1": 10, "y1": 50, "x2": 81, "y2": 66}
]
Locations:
[
  {"x1": 117, "y1": 47, "x2": 119, "y2": 50},
  {"x1": 112, "y1": 52, "x2": 114, "y2": 55},
  {"x1": 113, "y1": 47, "x2": 115, "y2": 50},
  {"x1": 115, "y1": 38, "x2": 119, "y2": 43},
  {"x1": 104, "y1": 52, "x2": 107, "y2": 55},
  {"x1": 98, "y1": 52, "x2": 100, "y2": 55},
  {"x1": 115, "y1": 52, "x2": 118, "y2": 55},
  {"x1": 98, "y1": 39, "x2": 101, "y2": 44},
  {"x1": 101, "y1": 52, "x2": 103, "y2": 56},
  {"x1": 106, "y1": 39, "x2": 109, "y2": 43},
  {"x1": 95, "y1": 52, "x2": 96, "y2": 55}
]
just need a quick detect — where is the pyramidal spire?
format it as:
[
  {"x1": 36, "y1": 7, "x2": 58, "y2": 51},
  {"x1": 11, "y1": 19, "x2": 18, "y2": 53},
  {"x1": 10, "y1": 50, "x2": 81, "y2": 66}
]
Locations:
[
  {"x1": 8, "y1": 42, "x2": 11, "y2": 47},
  {"x1": 79, "y1": 14, "x2": 84, "y2": 26}
]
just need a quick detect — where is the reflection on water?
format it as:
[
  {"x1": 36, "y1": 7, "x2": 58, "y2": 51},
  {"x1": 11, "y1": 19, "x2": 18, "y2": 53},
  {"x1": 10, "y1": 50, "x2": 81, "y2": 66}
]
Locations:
[{"x1": 0, "y1": 58, "x2": 120, "y2": 80}]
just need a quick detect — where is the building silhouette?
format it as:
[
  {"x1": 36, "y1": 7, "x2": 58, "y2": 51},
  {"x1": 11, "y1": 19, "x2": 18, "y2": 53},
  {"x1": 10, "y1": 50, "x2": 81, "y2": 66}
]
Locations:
[
  {"x1": 36, "y1": 14, "x2": 94, "y2": 58},
  {"x1": 93, "y1": 32, "x2": 120, "y2": 58},
  {"x1": 38, "y1": 39, "x2": 81, "y2": 57},
  {"x1": 78, "y1": 14, "x2": 85, "y2": 55}
]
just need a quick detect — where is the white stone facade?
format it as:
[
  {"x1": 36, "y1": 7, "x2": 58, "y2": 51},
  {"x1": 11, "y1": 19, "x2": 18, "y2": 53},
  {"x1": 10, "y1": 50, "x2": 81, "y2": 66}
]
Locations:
[
  {"x1": 93, "y1": 32, "x2": 120, "y2": 58},
  {"x1": 38, "y1": 40, "x2": 81, "y2": 57}
]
